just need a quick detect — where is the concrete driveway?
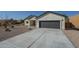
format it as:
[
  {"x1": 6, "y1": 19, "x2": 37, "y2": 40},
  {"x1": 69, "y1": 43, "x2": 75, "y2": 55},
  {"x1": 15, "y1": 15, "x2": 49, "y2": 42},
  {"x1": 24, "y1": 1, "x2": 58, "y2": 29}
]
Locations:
[{"x1": 0, "y1": 28, "x2": 74, "y2": 48}]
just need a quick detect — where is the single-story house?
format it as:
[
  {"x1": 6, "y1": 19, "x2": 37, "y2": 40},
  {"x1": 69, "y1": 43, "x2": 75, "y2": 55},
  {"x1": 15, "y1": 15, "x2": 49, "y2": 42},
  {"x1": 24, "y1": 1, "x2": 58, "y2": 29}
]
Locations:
[{"x1": 24, "y1": 11, "x2": 69, "y2": 30}]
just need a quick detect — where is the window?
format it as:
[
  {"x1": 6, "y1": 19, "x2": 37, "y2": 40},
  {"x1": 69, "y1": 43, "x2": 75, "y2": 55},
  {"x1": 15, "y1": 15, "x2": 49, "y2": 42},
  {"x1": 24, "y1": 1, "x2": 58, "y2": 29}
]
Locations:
[{"x1": 26, "y1": 21, "x2": 28, "y2": 24}]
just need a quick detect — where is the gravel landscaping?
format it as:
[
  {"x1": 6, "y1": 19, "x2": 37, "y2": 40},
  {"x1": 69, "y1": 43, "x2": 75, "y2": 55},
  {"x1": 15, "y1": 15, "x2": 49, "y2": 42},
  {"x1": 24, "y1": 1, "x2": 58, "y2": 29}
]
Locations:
[
  {"x1": 0, "y1": 26, "x2": 29, "y2": 42},
  {"x1": 64, "y1": 29, "x2": 79, "y2": 48}
]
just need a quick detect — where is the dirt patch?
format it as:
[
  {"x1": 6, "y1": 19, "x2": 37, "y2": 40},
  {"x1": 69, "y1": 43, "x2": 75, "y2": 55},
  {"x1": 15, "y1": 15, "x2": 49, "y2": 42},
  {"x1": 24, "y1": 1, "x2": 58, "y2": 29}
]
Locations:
[
  {"x1": 0, "y1": 26, "x2": 30, "y2": 42},
  {"x1": 64, "y1": 30, "x2": 79, "y2": 48}
]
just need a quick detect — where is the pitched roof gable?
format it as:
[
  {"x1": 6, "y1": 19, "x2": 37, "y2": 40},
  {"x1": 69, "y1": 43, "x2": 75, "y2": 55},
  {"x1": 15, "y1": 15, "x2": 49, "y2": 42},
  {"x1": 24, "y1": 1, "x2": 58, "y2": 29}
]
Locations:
[
  {"x1": 24, "y1": 11, "x2": 69, "y2": 20},
  {"x1": 37, "y1": 11, "x2": 68, "y2": 19},
  {"x1": 24, "y1": 15, "x2": 37, "y2": 20}
]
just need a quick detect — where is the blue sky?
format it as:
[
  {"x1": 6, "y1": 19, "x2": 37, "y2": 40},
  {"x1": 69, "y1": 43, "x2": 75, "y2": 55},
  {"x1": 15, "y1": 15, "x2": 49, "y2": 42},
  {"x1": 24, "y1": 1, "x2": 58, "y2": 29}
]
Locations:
[{"x1": 0, "y1": 11, "x2": 79, "y2": 20}]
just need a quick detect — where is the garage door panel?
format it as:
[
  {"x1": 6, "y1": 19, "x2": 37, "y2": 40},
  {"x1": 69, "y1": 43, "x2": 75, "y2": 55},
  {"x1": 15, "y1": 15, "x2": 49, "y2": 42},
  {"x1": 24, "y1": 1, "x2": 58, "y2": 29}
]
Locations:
[{"x1": 39, "y1": 21, "x2": 60, "y2": 28}]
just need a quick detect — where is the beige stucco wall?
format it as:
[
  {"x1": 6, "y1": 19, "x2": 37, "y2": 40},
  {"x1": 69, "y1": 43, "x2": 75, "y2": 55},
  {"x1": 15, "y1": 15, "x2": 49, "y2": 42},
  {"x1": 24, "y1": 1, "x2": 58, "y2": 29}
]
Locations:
[
  {"x1": 38, "y1": 13, "x2": 65, "y2": 20},
  {"x1": 69, "y1": 15, "x2": 79, "y2": 28},
  {"x1": 24, "y1": 20, "x2": 30, "y2": 28},
  {"x1": 24, "y1": 16, "x2": 37, "y2": 28}
]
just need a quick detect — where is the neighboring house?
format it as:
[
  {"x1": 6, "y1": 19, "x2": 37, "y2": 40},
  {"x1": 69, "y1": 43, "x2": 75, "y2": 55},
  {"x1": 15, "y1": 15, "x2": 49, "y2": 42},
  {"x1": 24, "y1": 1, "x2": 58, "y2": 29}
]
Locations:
[{"x1": 24, "y1": 11, "x2": 69, "y2": 30}]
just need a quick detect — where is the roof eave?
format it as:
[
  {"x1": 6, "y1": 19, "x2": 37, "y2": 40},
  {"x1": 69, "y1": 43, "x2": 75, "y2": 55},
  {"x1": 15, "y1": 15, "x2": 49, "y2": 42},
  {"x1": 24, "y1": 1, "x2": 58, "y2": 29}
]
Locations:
[{"x1": 37, "y1": 11, "x2": 68, "y2": 19}]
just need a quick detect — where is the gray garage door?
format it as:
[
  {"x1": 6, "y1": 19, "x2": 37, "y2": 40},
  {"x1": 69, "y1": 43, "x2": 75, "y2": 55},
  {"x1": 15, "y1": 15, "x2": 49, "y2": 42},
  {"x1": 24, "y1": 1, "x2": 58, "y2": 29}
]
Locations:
[{"x1": 39, "y1": 21, "x2": 60, "y2": 29}]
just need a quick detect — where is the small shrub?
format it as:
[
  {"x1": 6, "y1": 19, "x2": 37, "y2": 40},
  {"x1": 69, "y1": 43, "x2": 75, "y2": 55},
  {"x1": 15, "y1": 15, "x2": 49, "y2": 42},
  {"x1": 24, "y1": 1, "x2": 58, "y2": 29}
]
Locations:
[
  {"x1": 11, "y1": 25, "x2": 14, "y2": 28},
  {"x1": 5, "y1": 28, "x2": 11, "y2": 32}
]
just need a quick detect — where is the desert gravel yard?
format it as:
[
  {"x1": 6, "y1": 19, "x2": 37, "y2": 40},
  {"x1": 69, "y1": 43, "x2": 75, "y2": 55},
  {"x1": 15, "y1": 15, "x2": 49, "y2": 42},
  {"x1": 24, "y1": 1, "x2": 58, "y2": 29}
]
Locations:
[
  {"x1": 0, "y1": 26, "x2": 29, "y2": 41},
  {"x1": 0, "y1": 28, "x2": 74, "y2": 48},
  {"x1": 64, "y1": 30, "x2": 79, "y2": 48}
]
